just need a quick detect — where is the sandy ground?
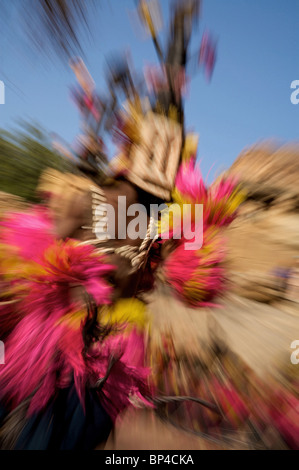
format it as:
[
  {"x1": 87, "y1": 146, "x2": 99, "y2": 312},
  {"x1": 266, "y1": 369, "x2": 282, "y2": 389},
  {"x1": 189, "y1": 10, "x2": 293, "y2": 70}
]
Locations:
[{"x1": 101, "y1": 287, "x2": 298, "y2": 450}]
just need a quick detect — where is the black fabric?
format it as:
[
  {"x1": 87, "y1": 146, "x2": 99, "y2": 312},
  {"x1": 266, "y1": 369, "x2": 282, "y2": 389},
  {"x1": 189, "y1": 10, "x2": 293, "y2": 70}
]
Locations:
[{"x1": 11, "y1": 385, "x2": 113, "y2": 450}]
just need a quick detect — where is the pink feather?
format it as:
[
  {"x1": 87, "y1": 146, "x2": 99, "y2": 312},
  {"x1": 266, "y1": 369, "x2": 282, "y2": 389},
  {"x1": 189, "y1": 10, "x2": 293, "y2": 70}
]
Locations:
[{"x1": 0, "y1": 207, "x2": 55, "y2": 263}]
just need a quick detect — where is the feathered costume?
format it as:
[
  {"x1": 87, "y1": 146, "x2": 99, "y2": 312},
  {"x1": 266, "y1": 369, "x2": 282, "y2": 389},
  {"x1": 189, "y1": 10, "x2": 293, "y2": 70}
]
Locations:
[
  {"x1": 0, "y1": 208, "x2": 152, "y2": 449},
  {"x1": 0, "y1": 0, "x2": 298, "y2": 450}
]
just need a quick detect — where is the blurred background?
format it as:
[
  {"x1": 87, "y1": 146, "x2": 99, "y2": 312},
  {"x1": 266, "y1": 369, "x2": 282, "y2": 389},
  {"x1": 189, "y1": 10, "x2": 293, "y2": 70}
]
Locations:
[
  {"x1": 0, "y1": 0, "x2": 298, "y2": 180},
  {"x1": 0, "y1": 0, "x2": 298, "y2": 450}
]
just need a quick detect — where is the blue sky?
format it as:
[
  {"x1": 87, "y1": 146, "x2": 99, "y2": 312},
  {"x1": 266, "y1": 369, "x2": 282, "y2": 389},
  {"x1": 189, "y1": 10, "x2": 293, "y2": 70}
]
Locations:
[{"x1": 0, "y1": 0, "x2": 298, "y2": 180}]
